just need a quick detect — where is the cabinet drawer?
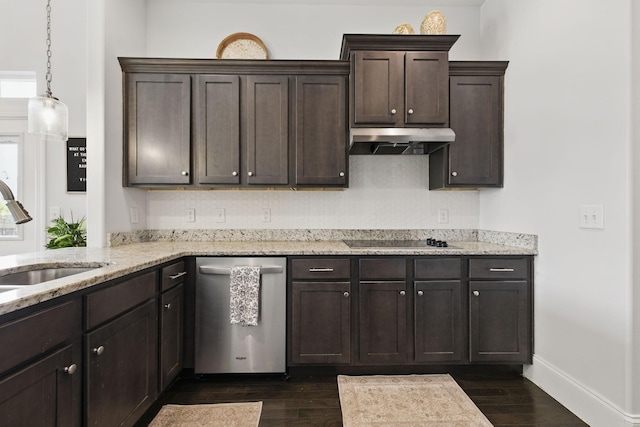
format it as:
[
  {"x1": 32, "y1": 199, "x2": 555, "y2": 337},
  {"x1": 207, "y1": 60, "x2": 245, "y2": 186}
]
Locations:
[
  {"x1": 0, "y1": 299, "x2": 81, "y2": 374},
  {"x1": 85, "y1": 271, "x2": 157, "y2": 330},
  {"x1": 468, "y1": 258, "x2": 529, "y2": 280},
  {"x1": 414, "y1": 258, "x2": 461, "y2": 279},
  {"x1": 161, "y1": 260, "x2": 187, "y2": 292},
  {"x1": 359, "y1": 258, "x2": 406, "y2": 280},
  {"x1": 291, "y1": 259, "x2": 350, "y2": 279}
]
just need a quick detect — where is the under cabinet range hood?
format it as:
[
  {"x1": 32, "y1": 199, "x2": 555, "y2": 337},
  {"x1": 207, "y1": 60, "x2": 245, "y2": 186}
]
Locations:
[{"x1": 349, "y1": 127, "x2": 456, "y2": 155}]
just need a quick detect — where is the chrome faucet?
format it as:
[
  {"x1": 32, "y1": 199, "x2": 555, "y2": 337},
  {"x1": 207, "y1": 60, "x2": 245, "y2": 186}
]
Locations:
[{"x1": 0, "y1": 180, "x2": 32, "y2": 224}]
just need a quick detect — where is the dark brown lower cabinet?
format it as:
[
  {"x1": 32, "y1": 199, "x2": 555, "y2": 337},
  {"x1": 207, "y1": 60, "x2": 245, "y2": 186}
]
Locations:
[
  {"x1": 358, "y1": 281, "x2": 407, "y2": 364},
  {"x1": 85, "y1": 300, "x2": 158, "y2": 427},
  {"x1": 160, "y1": 283, "x2": 184, "y2": 389},
  {"x1": 469, "y1": 281, "x2": 531, "y2": 363},
  {"x1": 0, "y1": 345, "x2": 77, "y2": 427},
  {"x1": 290, "y1": 281, "x2": 351, "y2": 364},
  {"x1": 414, "y1": 280, "x2": 463, "y2": 362}
]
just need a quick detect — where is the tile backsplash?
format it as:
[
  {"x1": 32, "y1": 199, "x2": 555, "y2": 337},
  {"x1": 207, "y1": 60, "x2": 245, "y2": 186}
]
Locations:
[{"x1": 146, "y1": 156, "x2": 479, "y2": 230}]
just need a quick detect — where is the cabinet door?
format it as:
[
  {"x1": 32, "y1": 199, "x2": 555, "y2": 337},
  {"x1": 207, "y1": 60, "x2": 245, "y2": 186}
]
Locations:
[
  {"x1": 290, "y1": 281, "x2": 351, "y2": 364},
  {"x1": 160, "y1": 283, "x2": 184, "y2": 390},
  {"x1": 429, "y1": 71, "x2": 504, "y2": 189},
  {"x1": 85, "y1": 300, "x2": 158, "y2": 427},
  {"x1": 0, "y1": 345, "x2": 78, "y2": 427},
  {"x1": 352, "y1": 51, "x2": 404, "y2": 125},
  {"x1": 448, "y1": 75, "x2": 503, "y2": 186},
  {"x1": 245, "y1": 76, "x2": 289, "y2": 185},
  {"x1": 469, "y1": 281, "x2": 530, "y2": 363},
  {"x1": 295, "y1": 76, "x2": 347, "y2": 186},
  {"x1": 404, "y1": 52, "x2": 449, "y2": 125},
  {"x1": 359, "y1": 281, "x2": 407, "y2": 364},
  {"x1": 125, "y1": 73, "x2": 191, "y2": 186},
  {"x1": 196, "y1": 75, "x2": 241, "y2": 185},
  {"x1": 414, "y1": 281, "x2": 463, "y2": 362}
]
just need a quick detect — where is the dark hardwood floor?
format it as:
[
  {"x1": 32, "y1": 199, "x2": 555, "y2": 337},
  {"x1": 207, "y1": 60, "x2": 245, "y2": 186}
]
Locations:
[{"x1": 135, "y1": 372, "x2": 589, "y2": 426}]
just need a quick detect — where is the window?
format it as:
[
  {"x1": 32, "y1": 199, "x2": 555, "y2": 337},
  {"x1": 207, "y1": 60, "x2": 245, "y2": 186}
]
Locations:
[
  {"x1": 0, "y1": 135, "x2": 22, "y2": 238},
  {"x1": 0, "y1": 72, "x2": 37, "y2": 98}
]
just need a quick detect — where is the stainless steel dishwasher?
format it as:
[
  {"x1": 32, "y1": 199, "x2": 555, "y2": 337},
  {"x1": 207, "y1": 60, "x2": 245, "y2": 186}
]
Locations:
[{"x1": 195, "y1": 257, "x2": 286, "y2": 374}]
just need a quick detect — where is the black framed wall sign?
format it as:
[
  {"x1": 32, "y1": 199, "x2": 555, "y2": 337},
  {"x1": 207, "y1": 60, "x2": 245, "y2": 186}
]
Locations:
[{"x1": 66, "y1": 137, "x2": 86, "y2": 192}]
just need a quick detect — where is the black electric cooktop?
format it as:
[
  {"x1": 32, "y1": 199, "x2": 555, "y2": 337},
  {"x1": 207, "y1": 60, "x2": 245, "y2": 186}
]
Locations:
[{"x1": 343, "y1": 239, "x2": 456, "y2": 249}]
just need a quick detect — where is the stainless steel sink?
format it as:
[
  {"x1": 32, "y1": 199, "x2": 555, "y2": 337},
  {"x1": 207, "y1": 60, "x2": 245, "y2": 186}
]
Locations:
[{"x1": 0, "y1": 266, "x2": 99, "y2": 290}]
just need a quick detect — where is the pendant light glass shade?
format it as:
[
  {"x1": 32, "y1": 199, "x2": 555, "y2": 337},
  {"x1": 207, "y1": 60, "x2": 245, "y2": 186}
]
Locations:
[
  {"x1": 28, "y1": 0, "x2": 68, "y2": 141},
  {"x1": 28, "y1": 95, "x2": 68, "y2": 141}
]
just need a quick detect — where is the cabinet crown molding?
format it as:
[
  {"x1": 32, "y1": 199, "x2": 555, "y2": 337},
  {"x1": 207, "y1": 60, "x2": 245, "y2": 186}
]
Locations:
[{"x1": 118, "y1": 58, "x2": 349, "y2": 75}]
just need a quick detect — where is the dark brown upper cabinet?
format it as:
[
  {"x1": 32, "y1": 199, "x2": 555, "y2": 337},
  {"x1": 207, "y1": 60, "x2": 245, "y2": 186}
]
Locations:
[
  {"x1": 123, "y1": 73, "x2": 192, "y2": 186},
  {"x1": 196, "y1": 74, "x2": 289, "y2": 186},
  {"x1": 429, "y1": 61, "x2": 509, "y2": 189},
  {"x1": 340, "y1": 34, "x2": 459, "y2": 129},
  {"x1": 119, "y1": 58, "x2": 349, "y2": 189},
  {"x1": 295, "y1": 76, "x2": 348, "y2": 186}
]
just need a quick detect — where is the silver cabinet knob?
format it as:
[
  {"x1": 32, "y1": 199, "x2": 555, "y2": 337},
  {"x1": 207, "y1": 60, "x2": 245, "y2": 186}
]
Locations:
[
  {"x1": 343, "y1": 291, "x2": 349, "y2": 298},
  {"x1": 339, "y1": 172, "x2": 345, "y2": 177},
  {"x1": 92, "y1": 346, "x2": 105, "y2": 356},
  {"x1": 390, "y1": 108, "x2": 397, "y2": 115},
  {"x1": 473, "y1": 290, "x2": 480, "y2": 297},
  {"x1": 164, "y1": 303, "x2": 172, "y2": 310},
  {"x1": 232, "y1": 171, "x2": 238, "y2": 177},
  {"x1": 64, "y1": 363, "x2": 77, "y2": 375},
  {"x1": 399, "y1": 290, "x2": 406, "y2": 296},
  {"x1": 451, "y1": 171, "x2": 458, "y2": 177},
  {"x1": 248, "y1": 171, "x2": 254, "y2": 177},
  {"x1": 407, "y1": 108, "x2": 414, "y2": 115},
  {"x1": 417, "y1": 290, "x2": 424, "y2": 296},
  {"x1": 181, "y1": 171, "x2": 188, "y2": 176}
]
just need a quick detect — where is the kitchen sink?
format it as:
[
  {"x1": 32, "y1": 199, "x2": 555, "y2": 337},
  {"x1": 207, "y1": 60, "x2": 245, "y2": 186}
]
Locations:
[{"x1": 0, "y1": 266, "x2": 100, "y2": 291}]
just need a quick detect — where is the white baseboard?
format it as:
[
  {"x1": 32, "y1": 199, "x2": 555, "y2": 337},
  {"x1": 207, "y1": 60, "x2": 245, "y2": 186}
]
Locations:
[{"x1": 524, "y1": 355, "x2": 640, "y2": 427}]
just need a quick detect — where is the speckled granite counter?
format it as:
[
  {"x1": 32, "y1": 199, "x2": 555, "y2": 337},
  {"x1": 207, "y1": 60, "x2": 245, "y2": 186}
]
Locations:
[{"x1": 0, "y1": 232, "x2": 537, "y2": 317}]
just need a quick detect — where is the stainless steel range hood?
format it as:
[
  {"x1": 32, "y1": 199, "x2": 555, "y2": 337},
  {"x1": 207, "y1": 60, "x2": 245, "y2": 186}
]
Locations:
[{"x1": 349, "y1": 127, "x2": 455, "y2": 155}]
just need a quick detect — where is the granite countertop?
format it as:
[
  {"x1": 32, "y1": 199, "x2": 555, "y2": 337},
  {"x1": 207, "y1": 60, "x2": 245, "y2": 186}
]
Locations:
[{"x1": 0, "y1": 237, "x2": 537, "y2": 317}]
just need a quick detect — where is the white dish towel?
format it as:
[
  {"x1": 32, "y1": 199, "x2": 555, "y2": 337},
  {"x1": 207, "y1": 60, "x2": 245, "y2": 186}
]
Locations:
[{"x1": 229, "y1": 266, "x2": 261, "y2": 326}]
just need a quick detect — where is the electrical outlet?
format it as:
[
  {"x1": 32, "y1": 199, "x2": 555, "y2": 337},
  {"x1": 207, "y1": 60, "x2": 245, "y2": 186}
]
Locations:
[
  {"x1": 579, "y1": 205, "x2": 604, "y2": 229},
  {"x1": 49, "y1": 206, "x2": 61, "y2": 220},
  {"x1": 129, "y1": 207, "x2": 139, "y2": 224},
  {"x1": 437, "y1": 208, "x2": 449, "y2": 224},
  {"x1": 262, "y1": 208, "x2": 271, "y2": 222},
  {"x1": 187, "y1": 208, "x2": 196, "y2": 223},
  {"x1": 214, "y1": 208, "x2": 225, "y2": 223}
]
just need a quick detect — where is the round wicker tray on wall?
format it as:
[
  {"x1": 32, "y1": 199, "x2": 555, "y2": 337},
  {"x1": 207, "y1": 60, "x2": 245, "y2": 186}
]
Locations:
[{"x1": 216, "y1": 32, "x2": 269, "y2": 59}]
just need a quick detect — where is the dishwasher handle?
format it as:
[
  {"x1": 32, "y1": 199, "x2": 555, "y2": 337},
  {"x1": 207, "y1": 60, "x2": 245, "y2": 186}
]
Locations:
[{"x1": 199, "y1": 265, "x2": 283, "y2": 275}]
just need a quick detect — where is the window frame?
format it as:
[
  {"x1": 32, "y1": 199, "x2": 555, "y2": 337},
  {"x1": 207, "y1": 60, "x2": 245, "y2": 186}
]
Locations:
[{"x1": 0, "y1": 133, "x2": 24, "y2": 241}]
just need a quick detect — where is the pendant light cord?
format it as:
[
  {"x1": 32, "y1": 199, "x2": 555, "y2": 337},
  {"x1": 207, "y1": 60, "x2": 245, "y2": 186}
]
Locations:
[{"x1": 45, "y1": 0, "x2": 53, "y2": 99}]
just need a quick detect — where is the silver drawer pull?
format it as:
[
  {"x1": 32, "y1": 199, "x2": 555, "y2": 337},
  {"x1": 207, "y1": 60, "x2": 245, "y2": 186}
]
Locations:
[
  {"x1": 417, "y1": 290, "x2": 424, "y2": 296},
  {"x1": 93, "y1": 346, "x2": 105, "y2": 356},
  {"x1": 399, "y1": 290, "x2": 406, "y2": 296},
  {"x1": 199, "y1": 265, "x2": 283, "y2": 275},
  {"x1": 164, "y1": 303, "x2": 172, "y2": 310},
  {"x1": 169, "y1": 271, "x2": 187, "y2": 280},
  {"x1": 308, "y1": 268, "x2": 334, "y2": 273},
  {"x1": 64, "y1": 364, "x2": 77, "y2": 375},
  {"x1": 489, "y1": 268, "x2": 516, "y2": 272},
  {"x1": 343, "y1": 292, "x2": 349, "y2": 298},
  {"x1": 473, "y1": 290, "x2": 480, "y2": 296}
]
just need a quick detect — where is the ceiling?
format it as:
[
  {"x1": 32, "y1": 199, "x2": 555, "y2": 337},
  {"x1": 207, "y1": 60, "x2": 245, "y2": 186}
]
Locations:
[{"x1": 148, "y1": 0, "x2": 485, "y2": 5}]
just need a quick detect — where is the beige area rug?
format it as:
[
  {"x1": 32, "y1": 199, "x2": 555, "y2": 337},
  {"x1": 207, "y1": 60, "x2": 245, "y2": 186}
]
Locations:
[
  {"x1": 338, "y1": 374, "x2": 492, "y2": 427},
  {"x1": 148, "y1": 402, "x2": 262, "y2": 427}
]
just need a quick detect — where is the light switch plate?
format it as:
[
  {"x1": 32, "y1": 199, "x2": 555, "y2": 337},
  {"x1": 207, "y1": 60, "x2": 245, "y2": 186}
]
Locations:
[{"x1": 579, "y1": 205, "x2": 604, "y2": 229}]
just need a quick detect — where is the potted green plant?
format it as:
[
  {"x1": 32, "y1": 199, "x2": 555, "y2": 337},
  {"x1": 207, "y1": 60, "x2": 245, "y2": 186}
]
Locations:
[{"x1": 45, "y1": 215, "x2": 87, "y2": 249}]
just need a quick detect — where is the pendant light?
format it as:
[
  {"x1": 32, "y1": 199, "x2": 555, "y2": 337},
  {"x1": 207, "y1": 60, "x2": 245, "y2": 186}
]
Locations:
[{"x1": 28, "y1": 0, "x2": 68, "y2": 141}]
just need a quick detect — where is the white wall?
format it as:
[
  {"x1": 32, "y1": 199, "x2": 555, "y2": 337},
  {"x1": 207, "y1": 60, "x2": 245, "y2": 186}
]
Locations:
[
  {"x1": 0, "y1": 0, "x2": 87, "y2": 252},
  {"x1": 480, "y1": 1, "x2": 636, "y2": 425},
  {"x1": 99, "y1": 2, "x2": 486, "y2": 234},
  {"x1": 631, "y1": 0, "x2": 640, "y2": 418}
]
